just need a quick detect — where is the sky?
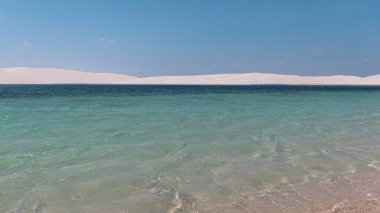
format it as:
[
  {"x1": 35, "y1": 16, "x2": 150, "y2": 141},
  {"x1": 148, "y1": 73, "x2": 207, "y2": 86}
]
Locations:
[{"x1": 0, "y1": 0, "x2": 379, "y2": 77}]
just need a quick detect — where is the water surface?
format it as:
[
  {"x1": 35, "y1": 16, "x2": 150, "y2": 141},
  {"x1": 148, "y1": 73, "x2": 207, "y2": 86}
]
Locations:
[{"x1": 1, "y1": 85, "x2": 380, "y2": 212}]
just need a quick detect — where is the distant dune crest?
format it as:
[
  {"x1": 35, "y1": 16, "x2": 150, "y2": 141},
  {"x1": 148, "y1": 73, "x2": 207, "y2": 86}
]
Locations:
[{"x1": 1, "y1": 67, "x2": 380, "y2": 85}]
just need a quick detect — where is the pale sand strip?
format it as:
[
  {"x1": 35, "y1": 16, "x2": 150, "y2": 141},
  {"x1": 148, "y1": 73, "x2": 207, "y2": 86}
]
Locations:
[
  {"x1": 203, "y1": 168, "x2": 380, "y2": 213},
  {"x1": 14, "y1": 169, "x2": 380, "y2": 213},
  {"x1": 0, "y1": 67, "x2": 137, "y2": 84},
  {"x1": 1, "y1": 67, "x2": 380, "y2": 85}
]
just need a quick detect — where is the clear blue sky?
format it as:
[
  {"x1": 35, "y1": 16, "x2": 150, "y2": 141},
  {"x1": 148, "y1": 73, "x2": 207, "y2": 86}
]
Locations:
[{"x1": 0, "y1": 0, "x2": 379, "y2": 77}]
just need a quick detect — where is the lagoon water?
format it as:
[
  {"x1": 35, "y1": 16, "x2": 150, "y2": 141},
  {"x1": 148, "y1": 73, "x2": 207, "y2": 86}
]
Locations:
[{"x1": 1, "y1": 85, "x2": 380, "y2": 212}]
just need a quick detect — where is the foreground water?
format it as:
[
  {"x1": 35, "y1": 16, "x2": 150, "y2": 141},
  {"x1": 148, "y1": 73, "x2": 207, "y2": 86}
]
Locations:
[{"x1": 1, "y1": 85, "x2": 380, "y2": 212}]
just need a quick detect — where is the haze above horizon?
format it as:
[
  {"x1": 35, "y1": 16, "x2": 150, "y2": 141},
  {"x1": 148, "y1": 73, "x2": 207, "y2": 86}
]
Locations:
[{"x1": 0, "y1": 0, "x2": 379, "y2": 77}]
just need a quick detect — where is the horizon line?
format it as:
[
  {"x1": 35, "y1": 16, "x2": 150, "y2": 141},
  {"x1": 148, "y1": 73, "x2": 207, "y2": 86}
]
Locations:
[{"x1": 2, "y1": 66, "x2": 379, "y2": 78}]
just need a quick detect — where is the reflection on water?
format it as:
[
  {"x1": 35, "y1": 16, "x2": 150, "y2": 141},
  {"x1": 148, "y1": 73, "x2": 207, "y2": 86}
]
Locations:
[{"x1": 1, "y1": 85, "x2": 380, "y2": 212}]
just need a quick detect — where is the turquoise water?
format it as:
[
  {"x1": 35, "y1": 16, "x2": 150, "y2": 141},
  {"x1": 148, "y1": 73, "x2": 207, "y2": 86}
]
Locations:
[{"x1": 1, "y1": 85, "x2": 380, "y2": 212}]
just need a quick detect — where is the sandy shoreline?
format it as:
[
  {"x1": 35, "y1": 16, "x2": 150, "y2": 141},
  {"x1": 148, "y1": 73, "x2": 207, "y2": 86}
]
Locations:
[
  {"x1": 204, "y1": 168, "x2": 380, "y2": 213},
  {"x1": 1, "y1": 67, "x2": 380, "y2": 85},
  {"x1": 16, "y1": 168, "x2": 380, "y2": 213}
]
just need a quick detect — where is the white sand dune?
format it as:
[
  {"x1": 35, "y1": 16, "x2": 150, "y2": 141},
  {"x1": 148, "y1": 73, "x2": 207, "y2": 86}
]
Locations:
[
  {"x1": 1, "y1": 67, "x2": 380, "y2": 85},
  {"x1": 0, "y1": 67, "x2": 137, "y2": 84}
]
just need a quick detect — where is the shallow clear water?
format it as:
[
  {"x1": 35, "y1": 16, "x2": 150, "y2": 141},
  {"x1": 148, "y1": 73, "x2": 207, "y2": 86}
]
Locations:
[{"x1": 1, "y1": 85, "x2": 380, "y2": 212}]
